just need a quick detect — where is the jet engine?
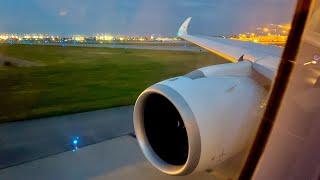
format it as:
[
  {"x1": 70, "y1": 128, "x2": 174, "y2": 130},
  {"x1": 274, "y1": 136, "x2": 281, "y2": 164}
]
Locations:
[{"x1": 134, "y1": 61, "x2": 267, "y2": 175}]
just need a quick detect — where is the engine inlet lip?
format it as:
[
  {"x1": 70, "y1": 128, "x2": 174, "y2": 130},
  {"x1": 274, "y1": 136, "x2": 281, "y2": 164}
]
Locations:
[{"x1": 134, "y1": 83, "x2": 201, "y2": 175}]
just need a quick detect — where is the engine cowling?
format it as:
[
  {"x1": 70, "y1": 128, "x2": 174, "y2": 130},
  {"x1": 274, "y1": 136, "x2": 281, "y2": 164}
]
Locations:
[{"x1": 134, "y1": 62, "x2": 267, "y2": 175}]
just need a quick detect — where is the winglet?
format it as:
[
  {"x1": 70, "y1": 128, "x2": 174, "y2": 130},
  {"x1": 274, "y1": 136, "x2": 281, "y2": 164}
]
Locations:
[{"x1": 177, "y1": 17, "x2": 192, "y2": 37}]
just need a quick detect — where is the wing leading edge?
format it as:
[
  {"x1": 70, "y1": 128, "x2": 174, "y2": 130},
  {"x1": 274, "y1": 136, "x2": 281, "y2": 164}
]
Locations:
[{"x1": 178, "y1": 17, "x2": 283, "y2": 81}]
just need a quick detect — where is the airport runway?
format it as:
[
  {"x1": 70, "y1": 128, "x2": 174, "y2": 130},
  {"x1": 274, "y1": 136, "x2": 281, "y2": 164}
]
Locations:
[
  {"x1": 0, "y1": 136, "x2": 215, "y2": 180},
  {"x1": 16, "y1": 42, "x2": 205, "y2": 52},
  {"x1": 0, "y1": 106, "x2": 134, "y2": 169}
]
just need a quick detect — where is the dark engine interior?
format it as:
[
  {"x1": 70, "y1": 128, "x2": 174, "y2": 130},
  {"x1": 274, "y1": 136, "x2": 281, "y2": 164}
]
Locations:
[{"x1": 143, "y1": 93, "x2": 189, "y2": 165}]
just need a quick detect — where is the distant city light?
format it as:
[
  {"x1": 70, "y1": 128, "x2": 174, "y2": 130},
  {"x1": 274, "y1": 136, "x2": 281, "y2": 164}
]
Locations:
[
  {"x1": 0, "y1": 32, "x2": 182, "y2": 44},
  {"x1": 231, "y1": 23, "x2": 291, "y2": 46},
  {"x1": 96, "y1": 34, "x2": 114, "y2": 41}
]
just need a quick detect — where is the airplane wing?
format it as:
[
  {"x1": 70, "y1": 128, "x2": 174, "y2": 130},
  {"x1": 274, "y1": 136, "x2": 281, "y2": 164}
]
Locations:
[{"x1": 178, "y1": 17, "x2": 284, "y2": 81}]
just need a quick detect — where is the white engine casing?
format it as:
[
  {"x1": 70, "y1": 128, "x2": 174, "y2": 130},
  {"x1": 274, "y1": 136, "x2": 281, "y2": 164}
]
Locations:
[{"x1": 134, "y1": 62, "x2": 267, "y2": 175}]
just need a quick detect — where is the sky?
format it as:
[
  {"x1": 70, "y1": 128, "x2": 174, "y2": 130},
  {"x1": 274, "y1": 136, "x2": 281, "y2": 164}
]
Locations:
[{"x1": 0, "y1": 0, "x2": 297, "y2": 36}]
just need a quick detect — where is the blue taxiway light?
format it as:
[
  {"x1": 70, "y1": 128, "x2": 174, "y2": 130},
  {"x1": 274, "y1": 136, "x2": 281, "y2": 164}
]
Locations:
[{"x1": 73, "y1": 139, "x2": 78, "y2": 145}]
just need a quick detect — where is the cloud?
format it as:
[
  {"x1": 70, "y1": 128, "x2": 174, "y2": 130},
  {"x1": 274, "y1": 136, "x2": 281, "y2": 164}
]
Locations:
[
  {"x1": 0, "y1": 0, "x2": 296, "y2": 35},
  {"x1": 177, "y1": 1, "x2": 216, "y2": 8},
  {"x1": 59, "y1": 9, "x2": 68, "y2": 16}
]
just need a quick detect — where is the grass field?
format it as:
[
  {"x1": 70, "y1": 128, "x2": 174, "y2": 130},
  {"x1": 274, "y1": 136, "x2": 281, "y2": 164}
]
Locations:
[{"x1": 0, "y1": 44, "x2": 227, "y2": 122}]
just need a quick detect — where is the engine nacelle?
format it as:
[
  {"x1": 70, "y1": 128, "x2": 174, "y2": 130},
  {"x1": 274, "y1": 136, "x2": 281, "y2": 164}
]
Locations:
[{"x1": 134, "y1": 62, "x2": 267, "y2": 175}]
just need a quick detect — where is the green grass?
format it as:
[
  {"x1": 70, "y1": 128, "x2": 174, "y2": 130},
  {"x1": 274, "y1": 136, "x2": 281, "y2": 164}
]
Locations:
[{"x1": 0, "y1": 44, "x2": 227, "y2": 122}]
